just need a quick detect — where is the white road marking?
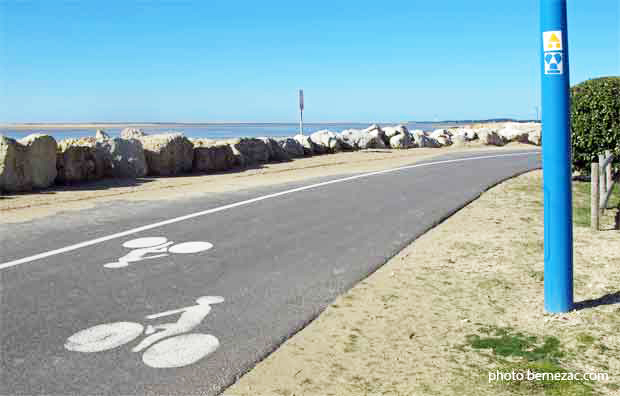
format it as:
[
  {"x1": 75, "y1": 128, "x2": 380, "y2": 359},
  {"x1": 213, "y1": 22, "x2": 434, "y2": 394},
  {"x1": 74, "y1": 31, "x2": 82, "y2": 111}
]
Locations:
[
  {"x1": 168, "y1": 241, "x2": 214, "y2": 254},
  {"x1": 141, "y1": 333, "x2": 220, "y2": 368},
  {"x1": 0, "y1": 151, "x2": 539, "y2": 271},
  {"x1": 65, "y1": 295, "x2": 224, "y2": 368},
  {"x1": 123, "y1": 237, "x2": 168, "y2": 249},
  {"x1": 65, "y1": 322, "x2": 145, "y2": 353}
]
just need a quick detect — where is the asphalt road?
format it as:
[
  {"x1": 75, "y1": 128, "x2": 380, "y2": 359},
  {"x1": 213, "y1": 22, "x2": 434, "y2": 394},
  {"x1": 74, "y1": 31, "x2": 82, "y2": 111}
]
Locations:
[{"x1": 0, "y1": 149, "x2": 541, "y2": 395}]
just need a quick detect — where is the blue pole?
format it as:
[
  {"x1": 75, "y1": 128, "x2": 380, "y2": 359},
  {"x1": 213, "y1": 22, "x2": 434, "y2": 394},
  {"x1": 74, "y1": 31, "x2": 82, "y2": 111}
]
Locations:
[{"x1": 541, "y1": 0, "x2": 573, "y2": 313}]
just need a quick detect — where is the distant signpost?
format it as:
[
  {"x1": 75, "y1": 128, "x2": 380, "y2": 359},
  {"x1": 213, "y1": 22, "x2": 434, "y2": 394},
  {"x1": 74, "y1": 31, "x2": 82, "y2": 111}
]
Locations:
[{"x1": 299, "y1": 89, "x2": 304, "y2": 136}]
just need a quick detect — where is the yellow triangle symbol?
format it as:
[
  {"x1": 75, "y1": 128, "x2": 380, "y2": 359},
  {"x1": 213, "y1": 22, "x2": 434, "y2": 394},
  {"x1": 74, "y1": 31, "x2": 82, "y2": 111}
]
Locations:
[{"x1": 549, "y1": 33, "x2": 560, "y2": 43}]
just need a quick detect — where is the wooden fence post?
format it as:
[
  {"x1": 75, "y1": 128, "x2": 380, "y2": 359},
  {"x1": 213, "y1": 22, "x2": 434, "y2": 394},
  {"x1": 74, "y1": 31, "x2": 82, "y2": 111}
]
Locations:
[
  {"x1": 599, "y1": 154, "x2": 606, "y2": 209},
  {"x1": 591, "y1": 162, "x2": 600, "y2": 231},
  {"x1": 605, "y1": 150, "x2": 613, "y2": 207}
]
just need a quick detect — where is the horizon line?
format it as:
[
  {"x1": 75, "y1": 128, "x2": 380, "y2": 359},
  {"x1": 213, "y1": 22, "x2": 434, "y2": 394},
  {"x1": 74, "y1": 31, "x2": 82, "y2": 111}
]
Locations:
[{"x1": 0, "y1": 118, "x2": 537, "y2": 128}]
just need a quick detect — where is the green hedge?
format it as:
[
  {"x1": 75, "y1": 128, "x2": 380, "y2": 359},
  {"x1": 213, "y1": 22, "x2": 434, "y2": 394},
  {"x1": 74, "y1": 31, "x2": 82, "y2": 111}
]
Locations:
[{"x1": 570, "y1": 76, "x2": 620, "y2": 172}]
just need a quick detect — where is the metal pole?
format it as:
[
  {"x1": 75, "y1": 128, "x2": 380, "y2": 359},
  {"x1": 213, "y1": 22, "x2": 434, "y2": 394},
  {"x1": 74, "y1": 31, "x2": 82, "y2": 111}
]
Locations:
[
  {"x1": 541, "y1": 0, "x2": 573, "y2": 313},
  {"x1": 299, "y1": 89, "x2": 304, "y2": 136},
  {"x1": 591, "y1": 162, "x2": 600, "y2": 231}
]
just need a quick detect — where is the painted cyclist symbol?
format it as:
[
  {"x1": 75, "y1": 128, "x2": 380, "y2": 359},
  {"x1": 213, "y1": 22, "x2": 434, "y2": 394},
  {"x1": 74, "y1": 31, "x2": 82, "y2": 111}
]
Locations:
[
  {"x1": 65, "y1": 296, "x2": 224, "y2": 368},
  {"x1": 104, "y1": 237, "x2": 213, "y2": 269}
]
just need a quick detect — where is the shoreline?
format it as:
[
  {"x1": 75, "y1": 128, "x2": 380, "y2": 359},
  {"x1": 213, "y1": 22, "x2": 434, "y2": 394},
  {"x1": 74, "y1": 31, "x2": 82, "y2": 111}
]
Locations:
[
  {"x1": 0, "y1": 120, "x2": 538, "y2": 131},
  {"x1": 1, "y1": 122, "x2": 379, "y2": 130}
]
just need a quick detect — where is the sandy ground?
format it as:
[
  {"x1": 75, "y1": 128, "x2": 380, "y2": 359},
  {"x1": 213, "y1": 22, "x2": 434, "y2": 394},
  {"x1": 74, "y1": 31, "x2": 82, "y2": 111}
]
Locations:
[
  {"x1": 224, "y1": 171, "x2": 620, "y2": 396},
  {"x1": 0, "y1": 144, "x2": 533, "y2": 224}
]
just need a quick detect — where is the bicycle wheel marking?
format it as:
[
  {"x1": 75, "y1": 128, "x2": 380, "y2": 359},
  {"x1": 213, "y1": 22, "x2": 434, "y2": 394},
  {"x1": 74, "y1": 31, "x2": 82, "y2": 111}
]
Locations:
[
  {"x1": 167, "y1": 241, "x2": 213, "y2": 254},
  {"x1": 64, "y1": 296, "x2": 224, "y2": 369},
  {"x1": 65, "y1": 322, "x2": 144, "y2": 353},
  {"x1": 104, "y1": 237, "x2": 214, "y2": 269},
  {"x1": 122, "y1": 237, "x2": 168, "y2": 249},
  {"x1": 142, "y1": 334, "x2": 220, "y2": 368}
]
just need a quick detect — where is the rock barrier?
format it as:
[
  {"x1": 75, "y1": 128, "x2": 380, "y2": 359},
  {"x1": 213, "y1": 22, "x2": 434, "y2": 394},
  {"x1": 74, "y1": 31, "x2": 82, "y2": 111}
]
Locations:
[{"x1": 0, "y1": 122, "x2": 541, "y2": 193}]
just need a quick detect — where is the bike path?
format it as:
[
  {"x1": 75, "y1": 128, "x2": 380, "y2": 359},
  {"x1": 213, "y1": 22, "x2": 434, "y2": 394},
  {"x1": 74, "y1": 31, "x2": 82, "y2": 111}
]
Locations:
[{"x1": 0, "y1": 149, "x2": 540, "y2": 395}]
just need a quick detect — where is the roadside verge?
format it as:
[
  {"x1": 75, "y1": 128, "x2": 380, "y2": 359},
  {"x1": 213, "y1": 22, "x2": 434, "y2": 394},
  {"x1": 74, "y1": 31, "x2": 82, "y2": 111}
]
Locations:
[{"x1": 224, "y1": 171, "x2": 620, "y2": 396}]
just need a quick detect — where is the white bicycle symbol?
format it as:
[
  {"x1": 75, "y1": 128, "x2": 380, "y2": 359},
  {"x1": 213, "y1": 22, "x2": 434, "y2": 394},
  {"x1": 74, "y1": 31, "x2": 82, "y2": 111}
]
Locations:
[
  {"x1": 104, "y1": 237, "x2": 214, "y2": 269},
  {"x1": 65, "y1": 296, "x2": 224, "y2": 368}
]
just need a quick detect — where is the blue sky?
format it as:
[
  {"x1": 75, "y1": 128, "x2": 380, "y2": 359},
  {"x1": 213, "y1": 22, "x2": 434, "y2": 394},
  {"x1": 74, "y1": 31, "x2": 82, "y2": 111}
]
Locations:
[{"x1": 0, "y1": 0, "x2": 618, "y2": 123}]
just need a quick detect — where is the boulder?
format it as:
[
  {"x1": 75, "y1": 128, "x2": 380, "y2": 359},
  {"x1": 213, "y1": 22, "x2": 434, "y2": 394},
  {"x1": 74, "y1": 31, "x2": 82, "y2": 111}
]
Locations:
[
  {"x1": 527, "y1": 129, "x2": 542, "y2": 146},
  {"x1": 477, "y1": 129, "x2": 506, "y2": 146},
  {"x1": 430, "y1": 129, "x2": 452, "y2": 146},
  {"x1": 339, "y1": 129, "x2": 362, "y2": 147},
  {"x1": 310, "y1": 130, "x2": 342, "y2": 153},
  {"x1": 340, "y1": 129, "x2": 387, "y2": 149},
  {"x1": 19, "y1": 134, "x2": 57, "y2": 189},
  {"x1": 382, "y1": 125, "x2": 409, "y2": 139},
  {"x1": 192, "y1": 139, "x2": 236, "y2": 172},
  {"x1": 95, "y1": 129, "x2": 110, "y2": 141},
  {"x1": 294, "y1": 134, "x2": 321, "y2": 156},
  {"x1": 56, "y1": 144, "x2": 104, "y2": 184},
  {"x1": 411, "y1": 131, "x2": 441, "y2": 148},
  {"x1": 498, "y1": 126, "x2": 529, "y2": 143},
  {"x1": 430, "y1": 129, "x2": 452, "y2": 139},
  {"x1": 452, "y1": 128, "x2": 477, "y2": 141},
  {"x1": 277, "y1": 137, "x2": 305, "y2": 158},
  {"x1": 259, "y1": 137, "x2": 291, "y2": 162},
  {"x1": 95, "y1": 138, "x2": 148, "y2": 178},
  {"x1": 120, "y1": 127, "x2": 147, "y2": 140},
  {"x1": 389, "y1": 132, "x2": 412, "y2": 149},
  {"x1": 226, "y1": 138, "x2": 270, "y2": 166},
  {"x1": 139, "y1": 133, "x2": 194, "y2": 176},
  {"x1": 0, "y1": 136, "x2": 32, "y2": 192},
  {"x1": 363, "y1": 124, "x2": 389, "y2": 146},
  {"x1": 0, "y1": 134, "x2": 59, "y2": 192}
]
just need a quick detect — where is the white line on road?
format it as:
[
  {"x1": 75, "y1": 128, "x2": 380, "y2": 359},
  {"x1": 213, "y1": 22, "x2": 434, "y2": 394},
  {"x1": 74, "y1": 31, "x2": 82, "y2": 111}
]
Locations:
[{"x1": 0, "y1": 151, "x2": 539, "y2": 270}]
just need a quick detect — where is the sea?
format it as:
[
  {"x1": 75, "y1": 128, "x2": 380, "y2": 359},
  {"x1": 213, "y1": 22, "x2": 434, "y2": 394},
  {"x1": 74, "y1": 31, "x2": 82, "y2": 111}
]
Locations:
[{"x1": 0, "y1": 122, "x2": 451, "y2": 141}]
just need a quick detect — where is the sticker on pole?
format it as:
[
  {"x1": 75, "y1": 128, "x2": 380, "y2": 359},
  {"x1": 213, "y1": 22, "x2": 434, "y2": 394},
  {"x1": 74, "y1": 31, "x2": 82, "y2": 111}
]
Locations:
[
  {"x1": 543, "y1": 31, "x2": 563, "y2": 51},
  {"x1": 544, "y1": 52, "x2": 564, "y2": 75},
  {"x1": 543, "y1": 31, "x2": 564, "y2": 75}
]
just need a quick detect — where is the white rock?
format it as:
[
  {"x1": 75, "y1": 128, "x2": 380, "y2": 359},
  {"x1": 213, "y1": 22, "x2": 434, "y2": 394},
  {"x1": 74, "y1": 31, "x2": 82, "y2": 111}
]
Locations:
[
  {"x1": 294, "y1": 134, "x2": 321, "y2": 156},
  {"x1": 139, "y1": 133, "x2": 194, "y2": 175},
  {"x1": 527, "y1": 129, "x2": 542, "y2": 146},
  {"x1": 382, "y1": 125, "x2": 409, "y2": 139},
  {"x1": 120, "y1": 128, "x2": 147, "y2": 139},
  {"x1": 412, "y1": 132, "x2": 441, "y2": 148},
  {"x1": 477, "y1": 129, "x2": 506, "y2": 146},
  {"x1": 95, "y1": 129, "x2": 110, "y2": 141},
  {"x1": 340, "y1": 129, "x2": 387, "y2": 149},
  {"x1": 310, "y1": 130, "x2": 343, "y2": 153},
  {"x1": 389, "y1": 132, "x2": 412, "y2": 149},
  {"x1": 452, "y1": 128, "x2": 477, "y2": 141},
  {"x1": 19, "y1": 134, "x2": 58, "y2": 189},
  {"x1": 96, "y1": 138, "x2": 148, "y2": 178},
  {"x1": 498, "y1": 126, "x2": 529, "y2": 143}
]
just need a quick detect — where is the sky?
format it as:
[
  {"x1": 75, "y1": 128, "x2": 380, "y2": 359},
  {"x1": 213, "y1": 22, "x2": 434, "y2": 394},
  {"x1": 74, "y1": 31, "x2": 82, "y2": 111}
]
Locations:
[{"x1": 0, "y1": 0, "x2": 618, "y2": 123}]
